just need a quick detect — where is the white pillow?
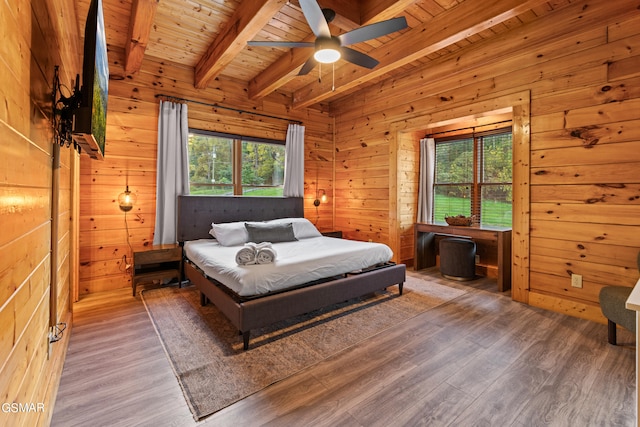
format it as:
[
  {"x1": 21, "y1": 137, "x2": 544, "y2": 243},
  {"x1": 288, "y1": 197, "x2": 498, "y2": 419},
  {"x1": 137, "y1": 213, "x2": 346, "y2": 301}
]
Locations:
[
  {"x1": 210, "y1": 221, "x2": 250, "y2": 246},
  {"x1": 267, "y1": 217, "x2": 322, "y2": 239},
  {"x1": 210, "y1": 217, "x2": 320, "y2": 245}
]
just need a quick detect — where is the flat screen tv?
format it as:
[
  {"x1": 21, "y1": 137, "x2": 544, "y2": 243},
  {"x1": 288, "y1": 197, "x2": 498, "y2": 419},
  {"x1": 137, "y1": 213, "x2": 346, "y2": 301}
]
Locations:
[{"x1": 72, "y1": 0, "x2": 108, "y2": 160}]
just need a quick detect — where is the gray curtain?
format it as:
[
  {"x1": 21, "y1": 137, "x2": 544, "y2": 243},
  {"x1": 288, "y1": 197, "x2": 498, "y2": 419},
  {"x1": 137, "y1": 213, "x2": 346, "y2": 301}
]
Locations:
[
  {"x1": 283, "y1": 123, "x2": 305, "y2": 197},
  {"x1": 417, "y1": 137, "x2": 435, "y2": 223},
  {"x1": 153, "y1": 100, "x2": 189, "y2": 245}
]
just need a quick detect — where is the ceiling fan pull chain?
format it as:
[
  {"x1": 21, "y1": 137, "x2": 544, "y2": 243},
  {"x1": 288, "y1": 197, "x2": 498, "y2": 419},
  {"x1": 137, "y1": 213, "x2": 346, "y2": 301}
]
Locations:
[
  {"x1": 332, "y1": 63, "x2": 335, "y2": 91},
  {"x1": 318, "y1": 62, "x2": 322, "y2": 83}
]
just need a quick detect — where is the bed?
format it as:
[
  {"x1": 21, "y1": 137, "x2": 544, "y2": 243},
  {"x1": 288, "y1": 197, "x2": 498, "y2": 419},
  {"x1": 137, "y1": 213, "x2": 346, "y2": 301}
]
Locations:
[{"x1": 177, "y1": 195, "x2": 406, "y2": 350}]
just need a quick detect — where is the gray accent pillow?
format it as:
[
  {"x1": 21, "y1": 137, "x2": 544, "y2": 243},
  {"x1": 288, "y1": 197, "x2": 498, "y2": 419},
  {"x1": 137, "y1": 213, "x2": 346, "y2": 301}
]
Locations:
[{"x1": 244, "y1": 222, "x2": 297, "y2": 243}]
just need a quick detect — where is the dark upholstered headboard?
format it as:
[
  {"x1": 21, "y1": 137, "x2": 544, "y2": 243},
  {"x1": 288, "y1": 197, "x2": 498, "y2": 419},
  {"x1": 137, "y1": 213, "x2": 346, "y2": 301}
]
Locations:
[{"x1": 177, "y1": 195, "x2": 304, "y2": 242}]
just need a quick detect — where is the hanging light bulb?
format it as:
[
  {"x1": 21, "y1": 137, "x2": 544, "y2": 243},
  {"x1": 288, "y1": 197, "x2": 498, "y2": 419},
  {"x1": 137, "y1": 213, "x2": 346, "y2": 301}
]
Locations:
[{"x1": 118, "y1": 185, "x2": 137, "y2": 212}]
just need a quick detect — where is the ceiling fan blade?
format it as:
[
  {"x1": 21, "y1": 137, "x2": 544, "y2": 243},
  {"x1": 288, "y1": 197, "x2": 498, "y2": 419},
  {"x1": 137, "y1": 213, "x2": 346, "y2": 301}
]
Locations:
[
  {"x1": 339, "y1": 16, "x2": 408, "y2": 46},
  {"x1": 247, "y1": 41, "x2": 314, "y2": 48},
  {"x1": 340, "y1": 47, "x2": 379, "y2": 69},
  {"x1": 299, "y1": 0, "x2": 331, "y2": 38},
  {"x1": 298, "y1": 57, "x2": 317, "y2": 75}
]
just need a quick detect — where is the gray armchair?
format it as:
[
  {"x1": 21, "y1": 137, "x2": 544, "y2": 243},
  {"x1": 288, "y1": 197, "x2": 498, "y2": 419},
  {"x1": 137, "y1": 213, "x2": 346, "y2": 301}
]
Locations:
[{"x1": 598, "y1": 251, "x2": 640, "y2": 345}]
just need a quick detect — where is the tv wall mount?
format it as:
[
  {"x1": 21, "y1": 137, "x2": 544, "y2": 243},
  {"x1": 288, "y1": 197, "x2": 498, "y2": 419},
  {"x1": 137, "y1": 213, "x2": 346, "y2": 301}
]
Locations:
[{"x1": 52, "y1": 65, "x2": 82, "y2": 153}]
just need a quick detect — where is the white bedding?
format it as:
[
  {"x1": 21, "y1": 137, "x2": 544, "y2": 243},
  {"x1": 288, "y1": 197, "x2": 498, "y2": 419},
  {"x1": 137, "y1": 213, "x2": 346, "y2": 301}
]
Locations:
[{"x1": 184, "y1": 236, "x2": 393, "y2": 297}]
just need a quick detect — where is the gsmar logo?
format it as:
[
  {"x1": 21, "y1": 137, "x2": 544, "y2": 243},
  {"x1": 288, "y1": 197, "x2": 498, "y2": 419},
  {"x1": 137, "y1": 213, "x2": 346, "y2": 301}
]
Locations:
[{"x1": 1, "y1": 402, "x2": 45, "y2": 413}]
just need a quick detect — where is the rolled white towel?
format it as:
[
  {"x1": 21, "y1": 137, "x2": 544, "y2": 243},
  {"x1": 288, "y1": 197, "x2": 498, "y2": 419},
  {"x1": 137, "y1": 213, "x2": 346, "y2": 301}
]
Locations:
[
  {"x1": 254, "y1": 242, "x2": 272, "y2": 250},
  {"x1": 235, "y1": 242, "x2": 257, "y2": 265},
  {"x1": 255, "y1": 246, "x2": 277, "y2": 264}
]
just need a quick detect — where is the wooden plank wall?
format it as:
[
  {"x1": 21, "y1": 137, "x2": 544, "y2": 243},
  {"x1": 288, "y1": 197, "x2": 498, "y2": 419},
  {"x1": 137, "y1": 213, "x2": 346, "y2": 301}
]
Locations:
[
  {"x1": 333, "y1": 112, "x2": 393, "y2": 243},
  {"x1": 0, "y1": 0, "x2": 79, "y2": 425},
  {"x1": 331, "y1": 0, "x2": 640, "y2": 323},
  {"x1": 79, "y1": 48, "x2": 334, "y2": 295}
]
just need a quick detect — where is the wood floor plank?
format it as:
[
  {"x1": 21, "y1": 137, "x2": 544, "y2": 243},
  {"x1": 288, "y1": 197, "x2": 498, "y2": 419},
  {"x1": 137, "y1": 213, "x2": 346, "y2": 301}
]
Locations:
[
  {"x1": 453, "y1": 362, "x2": 551, "y2": 426},
  {"x1": 514, "y1": 324, "x2": 635, "y2": 426},
  {"x1": 387, "y1": 381, "x2": 476, "y2": 427},
  {"x1": 206, "y1": 375, "x2": 330, "y2": 426},
  {"x1": 346, "y1": 337, "x2": 483, "y2": 426},
  {"x1": 51, "y1": 270, "x2": 636, "y2": 427},
  {"x1": 52, "y1": 288, "x2": 194, "y2": 427}
]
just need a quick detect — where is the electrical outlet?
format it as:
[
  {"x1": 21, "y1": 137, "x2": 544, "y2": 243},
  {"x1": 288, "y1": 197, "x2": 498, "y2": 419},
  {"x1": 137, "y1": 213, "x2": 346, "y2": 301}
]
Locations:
[
  {"x1": 475, "y1": 255, "x2": 480, "y2": 264},
  {"x1": 571, "y1": 274, "x2": 583, "y2": 288}
]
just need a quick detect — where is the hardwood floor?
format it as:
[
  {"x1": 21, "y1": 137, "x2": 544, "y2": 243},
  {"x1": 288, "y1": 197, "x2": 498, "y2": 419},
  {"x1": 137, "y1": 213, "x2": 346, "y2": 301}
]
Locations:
[{"x1": 51, "y1": 269, "x2": 636, "y2": 426}]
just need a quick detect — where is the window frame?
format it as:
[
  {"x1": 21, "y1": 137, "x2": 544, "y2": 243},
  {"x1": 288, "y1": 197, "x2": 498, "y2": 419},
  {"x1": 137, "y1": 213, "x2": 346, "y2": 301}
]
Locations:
[
  {"x1": 433, "y1": 127, "x2": 512, "y2": 227},
  {"x1": 188, "y1": 128, "x2": 285, "y2": 196}
]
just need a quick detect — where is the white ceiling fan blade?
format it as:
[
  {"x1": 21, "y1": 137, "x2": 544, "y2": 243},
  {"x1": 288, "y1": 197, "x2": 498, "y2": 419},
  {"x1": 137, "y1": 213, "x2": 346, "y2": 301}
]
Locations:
[
  {"x1": 339, "y1": 17, "x2": 408, "y2": 46},
  {"x1": 340, "y1": 47, "x2": 379, "y2": 69},
  {"x1": 299, "y1": 0, "x2": 331, "y2": 38},
  {"x1": 298, "y1": 57, "x2": 317, "y2": 75}
]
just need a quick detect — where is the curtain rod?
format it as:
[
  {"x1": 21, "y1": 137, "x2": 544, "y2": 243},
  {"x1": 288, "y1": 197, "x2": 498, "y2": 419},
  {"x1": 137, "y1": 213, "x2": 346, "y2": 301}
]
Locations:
[
  {"x1": 155, "y1": 94, "x2": 302, "y2": 125},
  {"x1": 425, "y1": 119, "x2": 512, "y2": 138}
]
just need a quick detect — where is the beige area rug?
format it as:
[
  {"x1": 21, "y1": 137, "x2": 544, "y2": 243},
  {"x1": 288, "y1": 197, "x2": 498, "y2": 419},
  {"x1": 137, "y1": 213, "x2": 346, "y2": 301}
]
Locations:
[{"x1": 141, "y1": 274, "x2": 467, "y2": 421}]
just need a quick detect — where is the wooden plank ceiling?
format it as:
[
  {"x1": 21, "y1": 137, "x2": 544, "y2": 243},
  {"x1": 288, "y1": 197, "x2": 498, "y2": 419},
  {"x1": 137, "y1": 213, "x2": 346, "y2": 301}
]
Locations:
[{"x1": 75, "y1": 0, "x2": 570, "y2": 109}]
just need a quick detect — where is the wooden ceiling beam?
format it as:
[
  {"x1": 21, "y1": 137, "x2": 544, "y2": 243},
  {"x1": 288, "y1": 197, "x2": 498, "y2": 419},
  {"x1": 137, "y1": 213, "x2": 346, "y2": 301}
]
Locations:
[
  {"x1": 124, "y1": 0, "x2": 158, "y2": 74},
  {"x1": 248, "y1": 0, "x2": 406, "y2": 100},
  {"x1": 247, "y1": 43, "x2": 314, "y2": 101},
  {"x1": 194, "y1": 0, "x2": 286, "y2": 89},
  {"x1": 292, "y1": 0, "x2": 549, "y2": 109},
  {"x1": 359, "y1": 0, "x2": 416, "y2": 23}
]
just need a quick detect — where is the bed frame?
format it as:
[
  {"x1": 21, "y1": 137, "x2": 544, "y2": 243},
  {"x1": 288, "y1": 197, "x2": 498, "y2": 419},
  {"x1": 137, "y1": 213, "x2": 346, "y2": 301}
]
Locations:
[{"x1": 177, "y1": 195, "x2": 406, "y2": 350}]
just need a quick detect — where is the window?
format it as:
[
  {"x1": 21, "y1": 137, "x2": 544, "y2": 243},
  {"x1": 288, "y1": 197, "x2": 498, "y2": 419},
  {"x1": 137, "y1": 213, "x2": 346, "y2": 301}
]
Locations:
[
  {"x1": 433, "y1": 129, "x2": 512, "y2": 227},
  {"x1": 188, "y1": 130, "x2": 285, "y2": 196}
]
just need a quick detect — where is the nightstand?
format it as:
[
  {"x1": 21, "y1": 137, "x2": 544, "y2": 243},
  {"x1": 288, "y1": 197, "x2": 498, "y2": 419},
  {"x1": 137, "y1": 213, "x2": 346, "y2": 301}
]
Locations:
[
  {"x1": 321, "y1": 231, "x2": 343, "y2": 238},
  {"x1": 132, "y1": 244, "x2": 182, "y2": 296}
]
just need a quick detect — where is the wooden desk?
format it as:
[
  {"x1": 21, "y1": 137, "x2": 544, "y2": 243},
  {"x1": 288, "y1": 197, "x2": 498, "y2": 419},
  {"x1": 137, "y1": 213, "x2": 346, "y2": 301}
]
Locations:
[{"x1": 414, "y1": 223, "x2": 512, "y2": 291}]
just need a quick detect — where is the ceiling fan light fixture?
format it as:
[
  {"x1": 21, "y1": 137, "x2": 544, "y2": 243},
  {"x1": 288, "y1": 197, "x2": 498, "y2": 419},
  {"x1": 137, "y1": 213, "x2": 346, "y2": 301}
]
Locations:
[
  {"x1": 314, "y1": 48, "x2": 340, "y2": 63},
  {"x1": 314, "y1": 37, "x2": 341, "y2": 64}
]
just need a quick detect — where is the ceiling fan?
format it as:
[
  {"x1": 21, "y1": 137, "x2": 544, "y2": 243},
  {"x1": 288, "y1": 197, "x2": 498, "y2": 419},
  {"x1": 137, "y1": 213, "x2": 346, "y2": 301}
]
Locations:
[{"x1": 247, "y1": 0, "x2": 408, "y2": 75}]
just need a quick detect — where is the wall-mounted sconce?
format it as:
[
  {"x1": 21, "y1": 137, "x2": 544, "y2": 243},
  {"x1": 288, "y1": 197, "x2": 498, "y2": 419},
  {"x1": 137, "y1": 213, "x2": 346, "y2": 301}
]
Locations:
[
  {"x1": 313, "y1": 189, "x2": 327, "y2": 206},
  {"x1": 118, "y1": 185, "x2": 137, "y2": 212}
]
